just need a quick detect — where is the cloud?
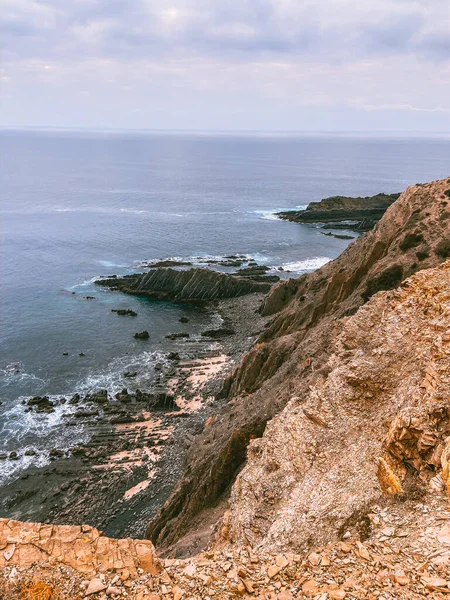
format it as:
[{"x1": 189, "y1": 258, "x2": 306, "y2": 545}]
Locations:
[
  {"x1": 2, "y1": 0, "x2": 447, "y2": 62},
  {"x1": 1, "y1": 0, "x2": 450, "y2": 130}
]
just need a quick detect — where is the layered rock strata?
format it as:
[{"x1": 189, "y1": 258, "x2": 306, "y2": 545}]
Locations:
[{"x1": 96, "y1": 268, "x2": 273, "y2": 303}]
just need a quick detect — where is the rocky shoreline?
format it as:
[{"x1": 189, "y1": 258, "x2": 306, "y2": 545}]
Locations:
[
  {"x1": 0, "y1": 292, "x2": 270, "y2": 540},
  {"x1": 95, "y1": 265, "x2": 277, "y2": 303},
  {"x1": 3, "y1": 179, "x2": 450, "y2": 600},
  {"x1": 276, "y1": 192, "x2": 400, "y2": 231}
]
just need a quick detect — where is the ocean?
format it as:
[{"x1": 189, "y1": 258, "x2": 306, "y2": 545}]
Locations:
[{"x1": 1, "y1": 129, "x2": 450, "y2": 483}]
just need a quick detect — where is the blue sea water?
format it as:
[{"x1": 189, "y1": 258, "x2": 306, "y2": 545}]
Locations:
[{"x1": 1, "y1": 129, "x2": 450, "y2": 481}]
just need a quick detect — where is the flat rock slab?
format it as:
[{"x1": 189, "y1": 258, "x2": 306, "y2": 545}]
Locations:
[{"x1": 0, "y1": 519, "x2": 162, "y2": 577}]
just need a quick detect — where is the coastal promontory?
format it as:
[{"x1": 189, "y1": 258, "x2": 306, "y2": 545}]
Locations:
[{"x1": 277, "y1": 191, "x2": 400, "y2": 231}]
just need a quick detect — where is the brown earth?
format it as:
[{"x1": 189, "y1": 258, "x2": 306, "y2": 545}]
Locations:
[{"x1": 2, "y1": 462, "x2": 450, "y2": 599}]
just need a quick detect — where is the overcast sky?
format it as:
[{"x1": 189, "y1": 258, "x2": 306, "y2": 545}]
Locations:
[{"x1": 1, "y1": 0, "x2": 450, "y2": 132}]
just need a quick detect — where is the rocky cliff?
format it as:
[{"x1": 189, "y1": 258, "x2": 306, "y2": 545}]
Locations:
[
  {"x1": 96, "y1": 268, "x2": 272, "y2": 303},
  {"x1": 277, "y1": 192, "x2": 399, "y2": 231},
  {"x1": 5, "y1": 183, "x2": 450, "y2": 597},
  {"x1": 225, "y1": 260, "x2": 450, "y2": 552},
  {"x1": 147, "y1": 178, "x2": 450, "y2": 553}
]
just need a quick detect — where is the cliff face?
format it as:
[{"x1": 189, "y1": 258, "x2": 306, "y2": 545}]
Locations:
[
  {"x1": 277, "y1": 192, "x2": 399, "y2": 230},
  {"x1": 225, "y1": 260, "x2": 450, "y2": 552},
  {"x1": 148, "y1": 178, "x2": 450, "y2": 552},
  {"x1": 96, "y1": 267, "x2": 272, "y2": 303},
  {"x1": 233, "y1": 178, "x2": 450, "y2": 395}
]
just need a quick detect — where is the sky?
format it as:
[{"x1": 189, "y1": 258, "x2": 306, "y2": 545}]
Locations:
[{"x1": 1, "y1": 0, "x2": 450, "y2": 132}]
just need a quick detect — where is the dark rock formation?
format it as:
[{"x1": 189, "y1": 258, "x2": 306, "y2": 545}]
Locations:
[
  {"x1": 234, "y1": 265, "x2": 280, "y2": 283},
  {"x1": 96, "y1": 268, "x2": 272, "y2": 304},
  {"x1": 147, "y1": 178, "x2": 450, "y2": 552},
  {"x1": 277, "y1": 192, "x2": 400, "y2": 231},
  {"x1": 134, "y1": 331, "x2": 149, "y2": 340},
  {"x1": 27, "y1": 396, "x2": 55, "y2": 414},
  {"x1": 140, "y1": 260, "x2": 193, "y2": 268},
  {"x1": 84, "y1": 390, "x2": 108, "y2": 404},
  {"x1": 321, "y1": 231, "x2": 355, "y2": 240},
  {"x1": 166, "y1": 332, "x2": 189, "y2": 340},
  {"x1": 112, "y1": 309, "x2": 137, "y2": 316}
]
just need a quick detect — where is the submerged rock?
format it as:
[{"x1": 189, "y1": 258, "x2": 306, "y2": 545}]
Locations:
[
  {"x1": 124, "y1": 371, "x2": 137, "y2": 378},
  {"x1": 134, "y1": 330, "x2": 149, "y2": 340},
  {"x1": 111, "y1": 309, "x2": 137, "y2": 316}
]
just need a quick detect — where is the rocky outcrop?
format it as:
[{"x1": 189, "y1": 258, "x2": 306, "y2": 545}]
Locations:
[
  {"x1": 277, "y1": 192, "x2": 399, "y2": 231},
  {"x1": 5, "y1": 496, "x2": 450, "y2": 599},
  {"x1": 0, "y1": 519, "x2": 161, "y2": 577},
  {"x1": 147, "y1": 178, "x2": 450, "y2": 552},
  {"x1": 96, "y1": 267, "x2": 272, "y2": 303}
]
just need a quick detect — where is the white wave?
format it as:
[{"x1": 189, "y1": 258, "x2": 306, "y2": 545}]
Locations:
[
  {"x1": 68, "y1": 275, "x2": 101, "y2": 290},
  {"x1": 0, "y1": 399, "x2": 88, "y2": 485},
  {"x1": 0, "y1": 363, "x2": 47, "y2": 392},
  {"x1": 95, "y1": 260, "x2": 129, "y2": 268},
  {"x1": 136, "y1": 254, "x2": 256, "y2": 269},
  {"x1": 0, "y1": 348, "x2": 171, "y2": 484},
  {"x1": 0, "y1": 448, "x2": 53, "y2": 486},
  {"x1": 119, "y1": 208, "x2": 147, "y2": 214},
  {"x1": 251, "y1": 205, "x2": 309, "y2": 221},
  {"x1": 52, "y1": 206, "x2": 148, "y2": 216},
  {"x1": 75, "y1": 350, "x2": 169, "y2": 397},
  {"x1": 281, "y1": 256, "x2": 331, "y2": 273}
]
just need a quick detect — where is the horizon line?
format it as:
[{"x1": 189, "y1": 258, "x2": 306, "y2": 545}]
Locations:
[{"x1": 2, "y1": 125, "x2": 450, "y2": 139}]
